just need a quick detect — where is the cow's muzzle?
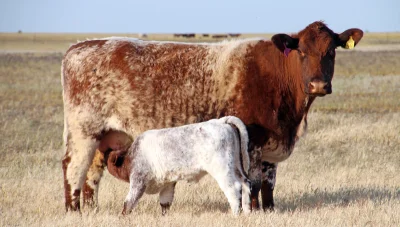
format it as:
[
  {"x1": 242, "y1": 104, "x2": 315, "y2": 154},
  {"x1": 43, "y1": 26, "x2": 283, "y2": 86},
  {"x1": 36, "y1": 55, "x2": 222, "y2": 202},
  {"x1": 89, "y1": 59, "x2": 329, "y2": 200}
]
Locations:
[{"x1": 308, "y1": 81, "x2": 332, "y2": 96}]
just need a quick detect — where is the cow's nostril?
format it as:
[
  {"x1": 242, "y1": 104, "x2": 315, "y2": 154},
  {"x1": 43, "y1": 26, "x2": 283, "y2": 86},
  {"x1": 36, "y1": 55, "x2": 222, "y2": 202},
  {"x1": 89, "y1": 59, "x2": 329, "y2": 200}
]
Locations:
[
  {"x1": 323, "y1": 83, "x2": 332, "y2": 94},
  {"x1": 308, "y1": 82, "x2": 315, "y2": 90},
  {"x1": 309, "y1": 81, "x2": 331, "y2": 96}
]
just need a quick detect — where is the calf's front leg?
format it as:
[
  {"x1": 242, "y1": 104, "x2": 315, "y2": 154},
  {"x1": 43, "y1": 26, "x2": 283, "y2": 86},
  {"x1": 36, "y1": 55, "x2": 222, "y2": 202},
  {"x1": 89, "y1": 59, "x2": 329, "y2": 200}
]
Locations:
[{"x1": 122, "y1": 176, "x2": 147, "y2": 215}]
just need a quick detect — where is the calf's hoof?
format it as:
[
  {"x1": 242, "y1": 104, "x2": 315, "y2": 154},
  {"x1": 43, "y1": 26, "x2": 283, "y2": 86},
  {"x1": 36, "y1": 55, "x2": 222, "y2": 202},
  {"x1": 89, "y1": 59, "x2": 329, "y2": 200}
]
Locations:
[{"x1": 161, "y1": 203, "x2": 171, "y2": 216}]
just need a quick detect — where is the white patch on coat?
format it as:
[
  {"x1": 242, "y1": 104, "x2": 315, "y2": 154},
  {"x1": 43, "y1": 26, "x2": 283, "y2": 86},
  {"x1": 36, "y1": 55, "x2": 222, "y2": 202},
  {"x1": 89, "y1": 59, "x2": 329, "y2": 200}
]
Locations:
[
  {"x1": 105, "y1": 115, "x2": 124, "y2": 132},
  {"x1": 261, "y1": 138, "x2": 290, "y2": 163},
  {"x1": 205, "y1": 40, "x2": 259, "y2": 113}
]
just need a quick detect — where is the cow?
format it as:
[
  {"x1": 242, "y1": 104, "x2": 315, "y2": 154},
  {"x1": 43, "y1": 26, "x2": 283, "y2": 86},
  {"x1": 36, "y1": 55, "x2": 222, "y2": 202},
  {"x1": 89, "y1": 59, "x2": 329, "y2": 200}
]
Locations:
[
  {"x1": 212, "y1": 34, "x2": 229, "y2": 39},
  {"x1": 61, "y1": 21, "x2": 363, "y2": 212},
  {"x1": 101, "y1": 116, "x2": 251, "y2": 215},
  {"x1": 174, "y1": 33, "x2": 196, "y2": 38},
  {"x1": 228, "y1": 33, "x2": 241, "y2": 38}
]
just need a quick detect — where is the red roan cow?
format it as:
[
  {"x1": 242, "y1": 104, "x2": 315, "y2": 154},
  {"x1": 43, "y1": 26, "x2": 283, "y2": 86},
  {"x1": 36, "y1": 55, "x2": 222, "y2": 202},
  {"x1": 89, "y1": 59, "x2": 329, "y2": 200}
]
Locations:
[{"x1": 61, "y1": 21, "x2": 363, "y2": 212}]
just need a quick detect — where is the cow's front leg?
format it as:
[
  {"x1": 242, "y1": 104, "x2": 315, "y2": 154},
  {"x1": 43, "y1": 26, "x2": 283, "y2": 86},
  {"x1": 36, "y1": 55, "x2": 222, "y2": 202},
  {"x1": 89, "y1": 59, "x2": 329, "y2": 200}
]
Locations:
[
  {"x1": 261, "y1": 161, "x2": 277, "y2": 211},
  {"x1": 82, "y1": 150, "x2": 105, "y2": 209},
  {"x1": 247, "y1": 147, "x2": 262, "y2": 210},
  {"x1": 250, "y1": 180, "x2": 261, "y2": 210}
]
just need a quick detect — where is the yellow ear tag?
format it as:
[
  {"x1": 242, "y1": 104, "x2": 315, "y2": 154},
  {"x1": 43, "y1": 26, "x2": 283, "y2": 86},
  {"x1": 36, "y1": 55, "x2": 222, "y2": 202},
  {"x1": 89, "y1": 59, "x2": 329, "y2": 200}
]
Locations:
[{"x1": 345, "y1": 36, "x2": 355, "y2": 49}]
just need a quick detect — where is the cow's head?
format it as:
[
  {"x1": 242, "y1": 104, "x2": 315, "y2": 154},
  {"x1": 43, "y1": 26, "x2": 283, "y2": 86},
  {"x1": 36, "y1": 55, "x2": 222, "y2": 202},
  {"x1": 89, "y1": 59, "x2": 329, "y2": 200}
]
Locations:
[{"x1": 272, "y1": 21, "x2": 363, "y2": 96}]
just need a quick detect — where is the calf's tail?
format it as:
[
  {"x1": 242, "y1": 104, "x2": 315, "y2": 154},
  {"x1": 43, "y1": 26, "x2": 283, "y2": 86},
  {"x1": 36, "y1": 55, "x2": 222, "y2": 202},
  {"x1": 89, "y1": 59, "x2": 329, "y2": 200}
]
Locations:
[{"x1": 218, "y1": 116, "x2": 250, "y2": 174}]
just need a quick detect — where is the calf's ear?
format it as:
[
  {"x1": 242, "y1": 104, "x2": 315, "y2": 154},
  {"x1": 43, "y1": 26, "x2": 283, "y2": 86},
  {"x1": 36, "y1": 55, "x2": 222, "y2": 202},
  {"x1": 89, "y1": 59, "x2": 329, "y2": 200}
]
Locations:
[
  {"x1": 337, "y1": 28, "x2": 364, "y2": 49},
  {"x1": 271, "y1": 34, "x2": 299, "y2": 57},
  {"x1": 107, "y1": 151, "x2": 125, "y2": 167}
]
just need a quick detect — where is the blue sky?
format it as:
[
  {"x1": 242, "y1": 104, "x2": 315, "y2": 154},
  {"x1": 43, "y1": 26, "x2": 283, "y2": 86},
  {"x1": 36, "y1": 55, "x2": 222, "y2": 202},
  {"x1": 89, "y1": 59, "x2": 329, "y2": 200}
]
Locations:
[{"x1": 1, "y1": 0, "x2": 399, "y2": 33}]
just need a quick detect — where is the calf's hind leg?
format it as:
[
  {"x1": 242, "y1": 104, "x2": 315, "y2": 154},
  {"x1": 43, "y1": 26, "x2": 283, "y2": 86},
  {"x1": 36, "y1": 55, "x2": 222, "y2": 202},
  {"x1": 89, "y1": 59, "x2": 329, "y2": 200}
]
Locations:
[
  {"x1": 159, "y1": 182, "x2": 177, "y2": 215},
  {"x1": 212, "y1": 173, "x2": 242, "y2": 215}
]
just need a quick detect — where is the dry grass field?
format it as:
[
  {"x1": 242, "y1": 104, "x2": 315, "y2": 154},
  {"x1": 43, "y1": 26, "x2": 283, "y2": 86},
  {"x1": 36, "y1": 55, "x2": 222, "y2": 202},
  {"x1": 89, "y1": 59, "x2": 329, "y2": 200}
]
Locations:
[{"x1": 0, "y1": 33, "x2": 399, "y2": 226}]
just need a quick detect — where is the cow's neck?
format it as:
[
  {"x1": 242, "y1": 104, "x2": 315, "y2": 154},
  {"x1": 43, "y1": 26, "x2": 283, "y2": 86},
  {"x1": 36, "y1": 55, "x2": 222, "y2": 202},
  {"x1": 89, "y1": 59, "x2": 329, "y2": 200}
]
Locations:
[
  {"x1": 278, "y1": 65, "x2": 309, "y2": 134},
  {"x1": 243, "y1": 41, "x2": 310, "y2": 148}
]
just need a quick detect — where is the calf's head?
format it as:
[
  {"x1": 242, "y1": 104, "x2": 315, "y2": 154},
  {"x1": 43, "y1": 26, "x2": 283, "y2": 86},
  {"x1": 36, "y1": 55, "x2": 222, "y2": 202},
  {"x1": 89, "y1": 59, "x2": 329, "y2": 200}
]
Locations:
[
  {"x1": 105, "y1": 149, "x2": 131, "y2": 183},
  {"x1": 272, "y1": 21, "x2": 363, "y2": 96}
]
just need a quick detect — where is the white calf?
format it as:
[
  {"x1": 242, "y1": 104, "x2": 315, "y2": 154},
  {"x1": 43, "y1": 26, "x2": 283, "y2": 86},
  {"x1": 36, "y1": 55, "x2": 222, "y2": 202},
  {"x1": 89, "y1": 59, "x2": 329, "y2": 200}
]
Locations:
[{"x1": 108, "y1": 116, "x2": 251, "y2": 215}]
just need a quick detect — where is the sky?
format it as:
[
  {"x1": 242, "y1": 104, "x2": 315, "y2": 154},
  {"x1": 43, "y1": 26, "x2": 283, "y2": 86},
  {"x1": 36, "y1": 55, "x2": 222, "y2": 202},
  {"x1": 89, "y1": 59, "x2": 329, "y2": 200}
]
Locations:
[{"x1": 1, "y1": 0, "x2": 399, "y2": 34}]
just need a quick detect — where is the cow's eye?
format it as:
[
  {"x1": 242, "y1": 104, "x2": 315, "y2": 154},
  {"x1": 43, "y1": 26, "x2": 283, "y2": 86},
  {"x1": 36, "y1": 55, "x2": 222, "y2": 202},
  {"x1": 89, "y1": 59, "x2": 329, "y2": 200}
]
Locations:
[{"x1": 297, "y1": 49, "x2": 306, "y2": 57}]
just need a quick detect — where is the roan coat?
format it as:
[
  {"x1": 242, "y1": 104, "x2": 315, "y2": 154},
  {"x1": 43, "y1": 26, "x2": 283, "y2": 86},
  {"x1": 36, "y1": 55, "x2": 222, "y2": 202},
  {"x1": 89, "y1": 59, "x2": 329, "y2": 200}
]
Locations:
[{"x1": 104, "y1": 116, "x2": 250, "y2": 215}]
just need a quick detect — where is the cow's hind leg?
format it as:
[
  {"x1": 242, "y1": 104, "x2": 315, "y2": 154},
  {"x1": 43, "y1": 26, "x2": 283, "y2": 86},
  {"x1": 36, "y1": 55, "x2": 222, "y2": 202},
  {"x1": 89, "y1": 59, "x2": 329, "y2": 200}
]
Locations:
[
  {"x1": 62, "y1": 132, "x2": 99, "y2": 212},
  {"x1": 159, "y1": 182, "x2": 177, "y2": 215},
  {"x1": 82, "y1": 149, "x2": 105, "y2": 209},
  {"x1": 261, "y1": 161, "x2": 277, "y2": 211}
]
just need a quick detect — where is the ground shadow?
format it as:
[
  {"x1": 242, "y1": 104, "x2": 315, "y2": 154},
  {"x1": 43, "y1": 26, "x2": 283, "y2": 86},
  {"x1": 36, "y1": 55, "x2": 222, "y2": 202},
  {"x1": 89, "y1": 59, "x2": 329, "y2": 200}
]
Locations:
[
  {"x1": 275, "y1": 187, "x2": 399, "y2": 212},
  {"x1": 179, "y1": 200, "x2": 230, "y2": 216}
]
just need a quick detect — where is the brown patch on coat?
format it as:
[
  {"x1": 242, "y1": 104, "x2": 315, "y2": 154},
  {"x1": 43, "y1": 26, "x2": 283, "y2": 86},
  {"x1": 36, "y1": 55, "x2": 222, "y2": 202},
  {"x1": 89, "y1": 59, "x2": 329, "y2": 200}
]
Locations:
[
  {"x1": 63, "y1": 40, "x2": 107, "y2": 106},
  {"x1": 231, "y1": 21, "x2": 354, "y2": 152},
  {"x1": 231, "y1": 39, "x2": 308, "y2": 150}
]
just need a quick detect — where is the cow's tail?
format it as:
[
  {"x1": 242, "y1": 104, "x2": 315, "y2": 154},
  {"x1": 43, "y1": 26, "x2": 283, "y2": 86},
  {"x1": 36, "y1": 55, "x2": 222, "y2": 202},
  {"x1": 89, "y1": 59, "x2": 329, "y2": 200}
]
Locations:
[{"x1": 218, "y1": 116, "x2": 250, "y2": 174}]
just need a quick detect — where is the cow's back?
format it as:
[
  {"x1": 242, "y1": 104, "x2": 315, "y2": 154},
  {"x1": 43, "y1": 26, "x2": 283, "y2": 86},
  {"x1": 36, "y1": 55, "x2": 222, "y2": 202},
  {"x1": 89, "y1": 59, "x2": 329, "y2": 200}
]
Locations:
[{"x1": 62, "y1": 38, "x2": 256, "y2": 138}]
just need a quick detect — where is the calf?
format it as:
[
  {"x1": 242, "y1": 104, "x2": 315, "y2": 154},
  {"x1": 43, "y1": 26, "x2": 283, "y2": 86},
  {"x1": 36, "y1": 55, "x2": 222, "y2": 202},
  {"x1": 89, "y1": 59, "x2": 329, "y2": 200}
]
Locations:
[{"x1": 104, "y1": 116, "x2": 251, "y2": 215}]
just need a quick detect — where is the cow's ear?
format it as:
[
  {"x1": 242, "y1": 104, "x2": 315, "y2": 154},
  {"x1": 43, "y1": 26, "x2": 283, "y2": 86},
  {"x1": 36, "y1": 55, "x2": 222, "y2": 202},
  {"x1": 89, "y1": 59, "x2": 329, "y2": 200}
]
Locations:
[
  {"x1": 271, "y1": 34, "x2": 299, "y2": 57},
  {"x1": 337, "y1": 28, "x2": 363, "y2": 49}
]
